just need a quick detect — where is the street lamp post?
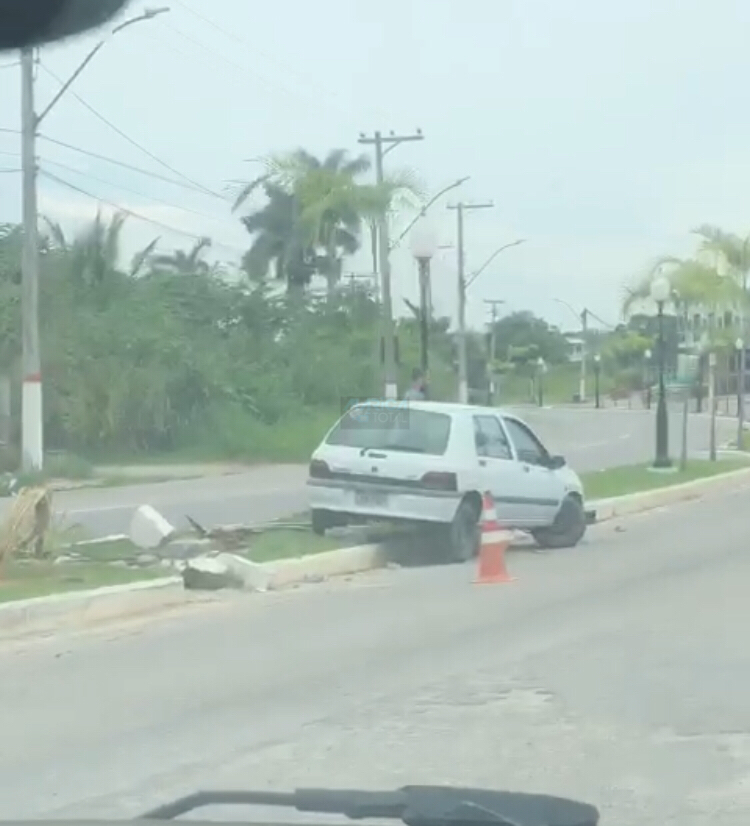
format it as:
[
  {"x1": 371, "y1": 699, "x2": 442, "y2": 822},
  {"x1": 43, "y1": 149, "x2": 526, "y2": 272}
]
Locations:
[
  {"x1": 537, "y1": 357, "x2": 546, "y2": 407},
  {"x1": 651, "y1": 275, "x2": 672, "y2": 468},
  {"x1": 701, "y1": 333, "x2": 716, "y2": 462},
  {"x1": 593, "y1": 354, "x2": 601, "y2": 409},
  {"x1": 19, "y1": 5, "x2": 169, "y2": 471},
  {"x1": 409, "y1": 217, "x2": 438, "y2": 378},
  {"x1": 736, "y1": 337, "x2": 745, "y2": 449},
  {"x1": 643, "y1": 349, "x2": 652, "y2": 409}
]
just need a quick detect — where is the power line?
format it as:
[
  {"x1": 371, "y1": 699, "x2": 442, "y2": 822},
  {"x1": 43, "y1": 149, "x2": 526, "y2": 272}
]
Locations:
[
  {"x1": 37, "y1": 61, "x2": 220, "y2": 199},
  {"x1": 39, "y1": 168, "x2": 244, "y2": 255},
  {"x1": 36, "y1": 133, "x2": 228, "y2": 199},
  {"x1": 39, "y1": 157, "x2": 234, "y2": 225},
  {"x1": 171, "y1": 0, "x2": 351, "y2": 117},
  {"x1": 155, "y1": 19, "x2": 347, "y2": 118}
]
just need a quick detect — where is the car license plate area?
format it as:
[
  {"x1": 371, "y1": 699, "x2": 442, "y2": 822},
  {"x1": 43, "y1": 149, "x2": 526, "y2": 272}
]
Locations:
[{"x1": 354, "y1": 489, "x2": 389, "y2": 508}]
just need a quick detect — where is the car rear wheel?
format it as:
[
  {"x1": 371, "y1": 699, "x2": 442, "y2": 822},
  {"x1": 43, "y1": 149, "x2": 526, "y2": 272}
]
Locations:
[
  {"x1": 532, "y1": 495, "x2": 586, "y2": 549},
  {"x1": 443, "y1": 498, "x2": 481, "y2": 563},
  {"x1": 311, "y1": 508, "x2": 331, "y2": 536}
]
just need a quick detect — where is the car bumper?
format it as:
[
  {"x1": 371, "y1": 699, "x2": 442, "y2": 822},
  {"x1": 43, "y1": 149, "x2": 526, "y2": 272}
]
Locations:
[{"x1": 307, "y1": 478, "x2": 461, "y2": 523}]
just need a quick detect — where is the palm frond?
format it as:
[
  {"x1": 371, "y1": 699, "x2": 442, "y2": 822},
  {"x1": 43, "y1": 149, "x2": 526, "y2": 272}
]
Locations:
[
  {"x1": 232, "y1": 173, "x2": 272, "y2": 212},
  {"x1": 130, "y1": 236, "x2": 160, "y2": 276}
]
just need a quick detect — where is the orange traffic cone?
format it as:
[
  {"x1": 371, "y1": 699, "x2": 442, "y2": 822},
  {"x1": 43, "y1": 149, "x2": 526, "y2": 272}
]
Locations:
[{"x1": 474, "y1": 491, "x2": 515, "y2": 584}]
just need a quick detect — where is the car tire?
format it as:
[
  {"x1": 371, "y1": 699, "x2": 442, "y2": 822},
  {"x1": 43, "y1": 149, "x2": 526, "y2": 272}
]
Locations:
[
  {"x1": 311, "y1": 509, "x2": 330, "y2": 536},
  {"x1": 444, "y1": 498, "x2": 481, "y2": 563},
  {"x1": 532, "y1": 495, "x2": 587, "y2": 549}
]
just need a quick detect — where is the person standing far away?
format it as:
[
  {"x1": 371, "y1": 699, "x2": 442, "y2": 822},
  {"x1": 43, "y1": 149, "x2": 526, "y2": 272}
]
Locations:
[{"x1": 403, "y1": 367, "x2": 427, "y2": 400}]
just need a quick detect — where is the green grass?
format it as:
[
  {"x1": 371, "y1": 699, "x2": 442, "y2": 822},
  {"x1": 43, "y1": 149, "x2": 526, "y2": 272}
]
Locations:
[
  {"x1": 0, "y1": 559, "x2": 164, "y2": 603},
  {"x1": 0, "y1": 515, "x2": 405, "y2": 603},
  {"x1": 581, "y1": 459, "x2": 749, "y2": 500}
]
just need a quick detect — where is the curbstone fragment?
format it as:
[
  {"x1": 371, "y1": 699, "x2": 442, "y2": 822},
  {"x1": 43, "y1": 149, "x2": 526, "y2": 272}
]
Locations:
[{"x1": 129, "y1": 505, "x2": 175, "y2": 549}]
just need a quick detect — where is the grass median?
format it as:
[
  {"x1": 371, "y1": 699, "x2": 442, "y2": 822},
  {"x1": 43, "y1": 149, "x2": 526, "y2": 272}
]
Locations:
[{"x1": 581, "y1": 458, "x2": 749, "y2": 501}]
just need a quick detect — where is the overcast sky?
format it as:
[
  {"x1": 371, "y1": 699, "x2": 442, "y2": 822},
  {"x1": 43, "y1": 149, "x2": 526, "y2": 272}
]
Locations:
[{"x1": 1, "y1": 0, "x2": 749, "y2": 332}]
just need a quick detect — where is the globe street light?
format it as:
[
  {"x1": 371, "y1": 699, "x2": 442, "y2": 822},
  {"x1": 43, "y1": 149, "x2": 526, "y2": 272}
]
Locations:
[
  {"x1": 536, "y1": 356, "x2": 546, "y2": 407},
  {"x1": 410, "y1": 217, "x2": 438, "y2": 377},
  {"x1": 593, "y1": 354, "x2": 601, "y2": 409},
  {"x1": 650, "y1": 274, "x2": 672, "y2": 468}
]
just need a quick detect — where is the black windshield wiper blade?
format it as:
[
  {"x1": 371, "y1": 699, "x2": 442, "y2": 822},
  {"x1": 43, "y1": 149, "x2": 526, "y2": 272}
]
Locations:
[{"x1": 137, "y1": 785, "x2": 599, "y2": 826}]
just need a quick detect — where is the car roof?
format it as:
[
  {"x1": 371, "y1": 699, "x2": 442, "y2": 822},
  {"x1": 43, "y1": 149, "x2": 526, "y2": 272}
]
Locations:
[{"x1": 354, "y1": 400, "x2": 520, "y2": 419}]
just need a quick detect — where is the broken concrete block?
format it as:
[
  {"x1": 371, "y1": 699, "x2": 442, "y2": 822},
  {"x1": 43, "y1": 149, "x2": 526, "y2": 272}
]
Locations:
[
  {"x1": 181, "y1": 554, "x2": 243, "y2": 590},
  {"x1": 129, "y1": 505, "x2": 175, "y2": 549},
  {"x1": 216, "y1": 552, "x2": 272, "y2": 592}
]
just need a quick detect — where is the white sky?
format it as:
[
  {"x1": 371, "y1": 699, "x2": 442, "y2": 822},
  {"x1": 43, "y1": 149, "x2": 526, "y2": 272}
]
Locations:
[{"x1": 1, "y1": 0, "x2": 750, "y2": 332}]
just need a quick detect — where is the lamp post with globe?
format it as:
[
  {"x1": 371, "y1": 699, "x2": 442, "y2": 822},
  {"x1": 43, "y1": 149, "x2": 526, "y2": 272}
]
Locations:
[
  {"x1": 651, "y1": 274, "x2": 672, "y2": 468},
  {"x1": 410, "y1": 217, "x2": 438, "y2": 374}
]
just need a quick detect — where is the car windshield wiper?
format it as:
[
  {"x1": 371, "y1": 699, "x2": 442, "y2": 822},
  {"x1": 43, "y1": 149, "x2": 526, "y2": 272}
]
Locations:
[{"x1": 137, "y1": 785, "x2": 599, "y2": 826}]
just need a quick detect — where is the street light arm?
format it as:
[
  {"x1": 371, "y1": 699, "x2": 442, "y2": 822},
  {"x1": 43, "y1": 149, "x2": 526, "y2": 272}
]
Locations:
[
  {"x1": 554, "y1": 297, "x2": 582, "y2": 324},
  {"x1": 390, "y1": 176, "x2": 470, "y2": 251},
  {"x1": 465, "y1": 239, "x2": 525, "y2": 289},
  {"x1": 36, "y1": 7, "x2": 169, "y2": 127}
]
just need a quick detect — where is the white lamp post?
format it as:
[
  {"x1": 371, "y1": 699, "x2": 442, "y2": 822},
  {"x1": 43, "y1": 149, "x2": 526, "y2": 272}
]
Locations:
[
  {"x1": 650, "y1": 274, "x2": 672, "y2": 467},
  {"x1": 410, "y1": 217, "x2": 438, "y2": 376}
]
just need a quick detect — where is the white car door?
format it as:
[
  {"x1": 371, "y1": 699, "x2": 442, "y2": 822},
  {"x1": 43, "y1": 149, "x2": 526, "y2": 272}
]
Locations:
[
  {"x1": 500, "y1": 416, "x2": 565, "y2": 524},
  {"x1": 472, "y1": 414, "x2": 527, "y2": 525}
]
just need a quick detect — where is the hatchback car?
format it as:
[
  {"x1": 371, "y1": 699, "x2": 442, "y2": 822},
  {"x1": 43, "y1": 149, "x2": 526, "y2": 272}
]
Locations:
[{"x1": 307, "y1": 401, "x2": 588, "y2": 561}]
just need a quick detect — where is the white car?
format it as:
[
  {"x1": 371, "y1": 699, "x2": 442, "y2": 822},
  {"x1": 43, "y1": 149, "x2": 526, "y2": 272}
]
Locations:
[{"x1": 307, "y1": 400, "x2": 590, "y2": 562}]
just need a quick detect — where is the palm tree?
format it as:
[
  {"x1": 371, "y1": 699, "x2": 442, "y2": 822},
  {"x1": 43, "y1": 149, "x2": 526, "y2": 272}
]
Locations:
[
  {"x1": 233, "y1": 148, "x2": 421, "y2": 295},
  {"x1": 149, "y1": 237, "x2": 213, "y2": 275},
  {"x1": 238, "y1": 182, "x2": 314, "y2": 294}
]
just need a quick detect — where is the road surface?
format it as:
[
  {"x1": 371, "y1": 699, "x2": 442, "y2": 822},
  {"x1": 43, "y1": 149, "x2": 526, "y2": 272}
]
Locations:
[
  {"x1": 0, "y1": 483, "x2": 748, "y2": 824},
  {"x1": 23, "y1": 404, "x2": 741, "y2": 539}
]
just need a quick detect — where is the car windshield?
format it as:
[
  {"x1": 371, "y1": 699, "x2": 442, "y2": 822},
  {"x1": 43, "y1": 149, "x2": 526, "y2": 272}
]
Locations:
[{"x1": 325, "y1": 406, "x2": 452, "y2": 455}]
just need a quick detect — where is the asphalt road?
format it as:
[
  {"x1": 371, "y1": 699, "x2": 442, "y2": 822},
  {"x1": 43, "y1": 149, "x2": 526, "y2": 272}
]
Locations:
[
  {"x1": 19, "y1": 404, "x2": 740, "y2": 539},
  {"x1": 1, "y1": 484, "x2": 749, "y2": 824}
]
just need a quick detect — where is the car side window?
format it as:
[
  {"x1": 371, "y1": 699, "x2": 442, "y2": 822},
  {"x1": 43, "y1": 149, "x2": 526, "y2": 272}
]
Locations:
[
  {"x1": 502, "y1": 417, "x2": 548, "y2": 465},
  {"x1": 473, "y1": 415, "x2": 512, "y2": 460}
]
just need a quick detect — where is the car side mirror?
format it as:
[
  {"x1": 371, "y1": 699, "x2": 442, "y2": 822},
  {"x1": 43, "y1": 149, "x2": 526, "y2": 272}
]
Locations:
[{"x1": 547, "y1": 454, "x2": 566, "y2": 470}]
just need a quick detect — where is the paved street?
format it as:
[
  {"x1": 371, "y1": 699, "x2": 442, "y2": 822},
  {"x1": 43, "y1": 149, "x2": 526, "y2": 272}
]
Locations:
[
  {"x1": 16, "y1": 405, "x2": 740, "y2": 539},
  {"x1": 1, "y1": 485, "x2": 749, "y2": 824}
]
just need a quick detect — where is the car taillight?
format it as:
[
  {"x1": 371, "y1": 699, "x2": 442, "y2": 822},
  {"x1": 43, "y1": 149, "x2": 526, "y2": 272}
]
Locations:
[
  {"x1": 309, "y1": 459, "x2": 332, "y2": 479},
  {"x1": 420, "y1": 471, "x2": 458, "y2": 492}
]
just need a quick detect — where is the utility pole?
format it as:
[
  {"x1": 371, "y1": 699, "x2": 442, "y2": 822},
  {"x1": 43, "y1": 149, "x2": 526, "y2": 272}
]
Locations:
[
  {"x1": 20, "y1": 47, "x2": 42, "y2": 471},
  {"x1": 448, "y1": 201, "x2": 494, "y2": 403},
  {"x1": 580, "y1": 307, "x2": 588, "y2": 403},
  {"x1": 484, "y1": 299, "x2": 505, "y2": 405},
  {"x1": 358, "y1": 130, "x2": 424, "y2": 400},
  {"x1": 18, "y1": 8, "x2": 169, "y2": 472}
]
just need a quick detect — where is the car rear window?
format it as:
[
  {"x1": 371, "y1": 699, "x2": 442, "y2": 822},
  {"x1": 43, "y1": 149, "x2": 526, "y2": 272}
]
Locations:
[{"x1": 325, "y1": 406, "x2": 452, "y2": 455}]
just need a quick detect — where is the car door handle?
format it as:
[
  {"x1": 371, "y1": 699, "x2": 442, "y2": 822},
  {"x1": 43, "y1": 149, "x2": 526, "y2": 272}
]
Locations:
[
  {"x1": 478, "y1": 459, "x2": 487, "y2": 467},
  {"x1": 522, "y1": 465, "x2": 531, "y2": 472}
]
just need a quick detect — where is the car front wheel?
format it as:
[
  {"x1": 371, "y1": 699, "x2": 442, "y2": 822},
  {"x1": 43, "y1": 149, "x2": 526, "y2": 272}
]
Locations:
[{"x1": 532, "y1": 495, "x2": 586, "y2": 549}]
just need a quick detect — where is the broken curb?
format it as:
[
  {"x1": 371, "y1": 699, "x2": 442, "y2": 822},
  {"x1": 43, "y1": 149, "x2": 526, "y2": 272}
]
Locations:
[{"x1": 4, "y1": 466, "x2": 750, "y2": 639}]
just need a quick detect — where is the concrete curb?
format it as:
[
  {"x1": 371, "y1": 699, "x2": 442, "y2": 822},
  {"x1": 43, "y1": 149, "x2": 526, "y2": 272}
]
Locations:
[
  {"x1": 0, "y1": 576, "x2": 185, "y2": 638},
  {"x1": 590, "y1": 465, "x2": 750, "y2": 522},
  {"x1": 4, "y1": 467, "x2": 750, "y2": 639},
  {"x1": 0, "y1": 544, "x2": 391, "y2": 640}
]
